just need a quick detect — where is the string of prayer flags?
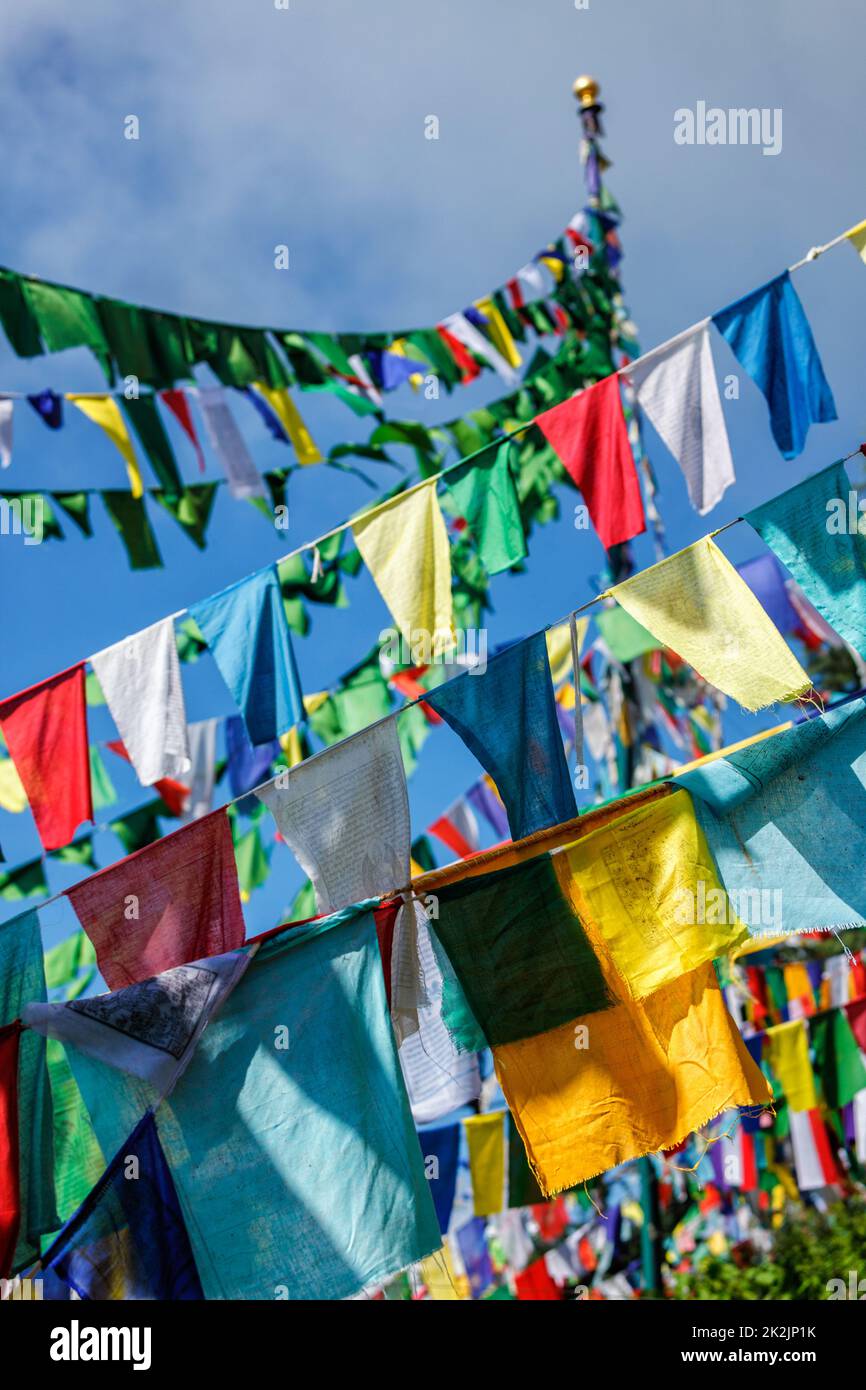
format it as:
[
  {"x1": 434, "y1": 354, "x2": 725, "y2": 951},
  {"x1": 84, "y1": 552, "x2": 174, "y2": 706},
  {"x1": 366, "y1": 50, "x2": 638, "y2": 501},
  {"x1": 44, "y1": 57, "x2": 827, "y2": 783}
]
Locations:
[
  {"x1": 1, "y1": 907, "x2": 58, "y2": 1274},
  {"x1": 0, "y1": 1022, "x2": 20, "y2": 1278},
  {"x1": 712, "y1": 272, "x2": 836, "y2": 459},
  {"x1": 43, "y1": 1111, "x2": 204, "y2": 1301},
  {"x1": 446, "y1": 439, "x2": 527, "y2": 575},
  {"x1": 352, "y1": 480, "x2": 455, "y2": 653},
  {"x1": 629, "y1": 321, "x2": 735, "y2": 515},
  {"x1": 250, "y1": 382, "x2": 322, "y2": 465},
  {"x1": 535, "y1": 375, "x2": 646, "y2": 550},
  {"x1": 609, "y1": 537, "x2": 812, "y2": 711},
  {"x1": 65, "y1": 810, "x2": 246, "y2": 990},
  {"x1": 746, "y1": 460, "x2": 866, "y2": 657},
  {"x1": 845, "y1": 217, "x2": 866, "y2": 263},
  {"x1": 677, "y1": 697, "x2": 866, "y2": 936},
  {"x1": 21, "y1": 279, "x2": 108, "y2": 356},
  {"x1": 425, "y1": 632, "x2": 577, "y2": 840},
  {"x1": 67, "y1": 394, "x2": 143, "y2": 497},
  {"x1": 558, "y1": 789, "x2": 748, "y2": 1000},
  {"x1": 160, "y1": 388, "x2": 205, "y2": 471},
  {"x1": 431, "y1": 854, "x2": 612, "y2": 1049},
  {"x1": 91, "y1": 617, "x2": 191, "y2": 788},
  {"x1": 257, "y1": 719, "x2": 410, "y2": 913},
  {"x1": 417, "y1": 1123, "x2": 461, "y2": 1232},
  {"x1": 24, "y1": 949, "x2": 250, "y2": 1094},
  {"x1": 0, "y1": 664, "x2": 92, "y2": 851},
  {"x1": 64, "y1": 905, "x2": 441, "y2": 1300},
  {"x1": 192, "y1": 385, "x2": 264, "y2": 498},
  {"x1": 190, "y1": 564, "x2": 303, "y2": 746}
]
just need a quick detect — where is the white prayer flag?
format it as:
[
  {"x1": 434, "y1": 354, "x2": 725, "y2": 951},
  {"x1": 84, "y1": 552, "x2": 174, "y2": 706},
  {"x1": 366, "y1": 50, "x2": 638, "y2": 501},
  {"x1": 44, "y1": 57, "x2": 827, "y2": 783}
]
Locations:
[
  {"x1": 630, "y1": 320, "x2": 735, "y2": 516},
  {"x1": 0, "y1": 399, "x2": 12, "y2": 468},
  {"x1": 192, "y1": 386, "x2": 265, "y2": 499},
  {"x1": 91, "y1": 616, "x2": 191, "y2": 787}
]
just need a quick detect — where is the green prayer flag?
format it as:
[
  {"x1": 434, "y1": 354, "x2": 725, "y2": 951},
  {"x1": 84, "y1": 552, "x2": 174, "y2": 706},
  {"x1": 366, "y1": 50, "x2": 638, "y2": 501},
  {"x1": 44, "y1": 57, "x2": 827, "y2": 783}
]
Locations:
[
  {"x1": 89, "y1": 745, "x2": 117, "y2": 811},
  {"x1": 410, "y1": 835, "x2": 436, "y2": 874},
  {"x1": 397, "y1": 700, "x2": 431, "y2": 778},
  {"x1": 53, "y1": 491, "x2": 93, "y2": 537},
  {"x1": 0, "y1": 858, "x2": 48, "y2": 901},
  {"x1": 234, "y1": 824, "x2": 271, "y2": 898},
  {"x1": 277, "y1": 333, "x2": 327, "y2": 386},
  {"x1": 44, "y1": 1038, "x2": 105, "y2": 1230},
  {"x1": 100, "y1": 490, "x2": 163, "y2": 570},
  {"x1": 306, "y1": 331, "x2": 356, "y2": 378},
  {"x1": 0, "y1": 269, "x2": 42, "y2": 356},
  {"x1": 288, "y1": 878, "x2": 318, "y2": 922},
  {"x1": 96, "y1": 298, "x2": 159, "y2": 384},
  {"x1": 21, "y1": 279, "x2": 109, "y2": 356},
  {"x1": 595, "y1": 606, "x2": 662, "y2": 663},
  {"x1": 811, "y1": 1008, "x2": 866, "y2": 1110},
  {"x1": 110, "y1": 802, "x2": 164, "y2": 854},
  {"x1": 152, "y1": 483, "x2": 218, "y2": 549},
  {"x1": 447, "y1": 440, "x2": 527, "y2": 576},
  {"x1": 48, "y1": 839, "x2": 96, "y2": 868},
  {"x1": 121, "y1": 395, "x2": 183, "y2": 498},
  {"x1": 148, "y1": 312, "x2": 195, "y2": 384},
  {"x1": 44, "y1": 931, "x2": 97, "y2": 993},
  {"x1": 85, "y1": 672, "x2": 106, "y2": 706}
]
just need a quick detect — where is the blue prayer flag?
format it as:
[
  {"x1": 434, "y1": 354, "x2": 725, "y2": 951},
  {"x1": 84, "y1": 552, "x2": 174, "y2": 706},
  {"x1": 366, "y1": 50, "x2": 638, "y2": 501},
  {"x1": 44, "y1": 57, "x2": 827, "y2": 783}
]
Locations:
[
  {"x1": 27, "y1": 389, "x2": 63, "y2": 430},
  {"x1": 416, "y1": 1123, "x2": 460, "y2": 1233},
  {"x1": 712, "y1": 271, "x2": 836, "y2": 459},
  {"x1": 425, "y1": 632, "x2": 577, "y2": 840},
  {"x1": 736, "y1": 553, "x2": 801, "y2": 637},
  {"x1": 190, "y1": 565, "x2": 303, "y2": 746}
]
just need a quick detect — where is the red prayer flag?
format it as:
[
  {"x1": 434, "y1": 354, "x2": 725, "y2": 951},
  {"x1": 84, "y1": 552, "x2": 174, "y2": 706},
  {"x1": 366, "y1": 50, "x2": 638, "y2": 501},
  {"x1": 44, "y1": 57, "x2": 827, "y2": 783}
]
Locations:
[
  {"x1": 65, "y1": 810, "x2": 245, "y2": 989},
  {"x1": 515, "y1": 1255, "x2": 564, "y2": 1301},
  {"x1": 846, "y1": 998, "x2": 866, "y2": 1053},
  {"x1": 535, "y1": 375, "x2": 646, "y2": 550},
  {"x1": 160, "y1": 389, "x2": 205, "y2": 472},
  {"x1": 436, "y1": 325, "x2": 481, "y2": 384},
  {"x1": 0, "y1": 1021, "x2": 21, "y2": 1279},
  {"x1": 0, "y1": 664, "x2": 92, "y2": 852}
]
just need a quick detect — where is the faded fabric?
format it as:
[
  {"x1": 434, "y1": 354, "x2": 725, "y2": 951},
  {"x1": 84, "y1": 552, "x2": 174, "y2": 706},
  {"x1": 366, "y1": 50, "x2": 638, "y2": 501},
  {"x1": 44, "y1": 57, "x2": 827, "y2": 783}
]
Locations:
[{"x1": 91, "y1": 617, "x2": 190, "y2": 787}]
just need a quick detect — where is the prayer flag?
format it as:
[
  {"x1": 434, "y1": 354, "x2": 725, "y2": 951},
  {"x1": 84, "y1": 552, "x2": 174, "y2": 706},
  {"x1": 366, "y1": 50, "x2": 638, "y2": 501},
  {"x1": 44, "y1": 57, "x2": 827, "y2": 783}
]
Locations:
[
  {"x1": 160, "y1": 389, "x2": 205, "y2": 472},
  {"x1": 630, "y1": 321, "x2": 735, "y2": 514},
  {"x1": 464, "y1": 1112, "x2": 506, "y2": 1216},
  {"x1": 429, "y1": 798, "x2": 480, "y2": 860},
  {"x1": 121, "y1": 395, "x2": 183, "y2": 497},
  {"x1": 65, "y1": 810, "x2": 246, "y2": 990},
  {"x1": 535, "y1": 376, "x2": 646, "y2": 550},
  {"x1": 610, "y1": 537, "x2": 811, "y2": 711},
  {"x1": 190, "y1": 565, "x2": 303, "y2": 746},
  {"x1": 192, "y1": 385, "x2": 264, "y2": 498},
  {"x1": 0, "y1": 1022, "x2": 21, "y2": 1278},
  {"x1": 67, "y1": 395, "x2": 143, "y2": 497},
  {"x1": 418, "y1": 1123, "x2": 460, "y2": 1233},
  {"x1": 810, "y1": 1008, "x2": 866, "y2": 1110},
  {"x1": 352, "y1": 480, "x2": 454, "y2": 652},
  {"x1": 789, "y1": 1108, "x2": 841, "y2": 1190},
  {"x1": 712, "y1": 272, "x2": 836, "y2": 459},
  {"x1": 27, "y1": 389, "x2": 63, "y2": 430},
  {"x1": 91, "y1": 617, "x2": 191, "y2": 788},
  {"x1": 766, "y1": 1020, "x2": 817, "y2": 1111},
  {"x1": 251, "y1": 382, "x2": 322, "y2": 465},
  {"x1": 257, "y1": 719, "x2": 410, "y2": 914},
  {"x1": 439, "y1": 312, "x2": 520, "y2": 386},
  {"x1": 746, "y1": 460, "x2": 866, "y2": 657},
  {"x1": 845, "y1": 217, "x2": 866, "y2": 264},
  {"x1": 446, "y1": 440, "x2": 527, "y2": 576},
  {"x1": 425, "y1": 632, "x2": 577, "y2": 840},
  {"x1": 0, "y1": 664, "x2": 92, "y2": 851},
  {"x1": 0, "y1": 399, "x2": 11, "y2": 469}
]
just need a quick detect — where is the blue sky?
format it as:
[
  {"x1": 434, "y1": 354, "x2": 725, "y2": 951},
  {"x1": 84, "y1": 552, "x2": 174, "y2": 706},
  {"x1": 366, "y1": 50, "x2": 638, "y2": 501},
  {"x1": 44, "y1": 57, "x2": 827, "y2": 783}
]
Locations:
[{"x1": 2, "y1": 0, "x2": 866, "y2": 937}]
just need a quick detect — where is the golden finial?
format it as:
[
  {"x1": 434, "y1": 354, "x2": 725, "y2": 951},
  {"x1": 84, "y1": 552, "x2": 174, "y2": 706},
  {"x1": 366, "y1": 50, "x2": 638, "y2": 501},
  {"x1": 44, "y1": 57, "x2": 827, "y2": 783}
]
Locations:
[{"x1": 573, "y1": 75, "x2": 601, "y2": 109}]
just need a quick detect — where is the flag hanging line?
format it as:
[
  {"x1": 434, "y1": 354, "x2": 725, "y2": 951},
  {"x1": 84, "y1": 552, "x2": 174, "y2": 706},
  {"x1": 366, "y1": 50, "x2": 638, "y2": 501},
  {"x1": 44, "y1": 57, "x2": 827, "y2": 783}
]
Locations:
[
  {"x1": 8, "y1": 442, "x2": 866, "y2": 923},
  {"x1": 0, "y1": 212, "x2": 862, "y2": 406}
]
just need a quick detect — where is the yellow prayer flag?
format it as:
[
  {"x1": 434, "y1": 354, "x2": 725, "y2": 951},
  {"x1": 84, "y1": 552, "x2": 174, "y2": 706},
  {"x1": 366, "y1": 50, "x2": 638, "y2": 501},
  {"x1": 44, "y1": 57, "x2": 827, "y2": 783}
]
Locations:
[
  {"x1": 474, "y1": 296, "x2": 522, "y2": 371},
  {"x1": 766, "y1": 1019, "x2": 817, "y2": 1111},
  {"x1": 554, "y1": 789, "x2": 748, "y2": 999},
  {"x1": 845, "y1": 218, "x2": 866, "y2": 263},
  {"x1": 0, "y1": 758, "x2": 28, "y2": 813},
  {"x1": 252, "y1": 382, "x2": 322, "y2": 465},
  {"x1": 278, "y1": 725, "x2": 306, "y2": 768},
  {"x1": 782, "y1": 962, "x2": 814, "y2": 1014},
  {"x1": 546, "y1": 617, "x2": 588, "y2": 686},
  {"x1": 67, "y1": 395, "x2": 143, "y2": 498},
  {"x1": 352, "y1": 479, "x2": 454, "y2": 652},
  {"x1": 420, "y1": 1241, "x2": 468, "y2": 1300},
  {"x1": 610, "y1": 538, "x2": 811, "y2": 712},
  {"x1": 463, "y1": 1112, "x2": 506, "y2": 1216}
]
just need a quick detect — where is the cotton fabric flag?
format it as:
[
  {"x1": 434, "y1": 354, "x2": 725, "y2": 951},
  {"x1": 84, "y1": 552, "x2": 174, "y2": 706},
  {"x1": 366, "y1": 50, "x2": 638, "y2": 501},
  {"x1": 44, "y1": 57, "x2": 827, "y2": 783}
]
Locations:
[
  {"x1": 0, "y1": 1022, "x2": 20, "y2": 1277},
  {"x1": 91, "y1": 618, "x2": 190, "y2": 788},
  {"x1": 426, "y1": 632, "x2": 577, "y2": 841},
  {"x1": 766, "y1": 1020, "x2": 818, "y2": 1111},
  {"x1": 417, "y1": 1124, "x2": 460, "y2": 1233},
  {"x1": 0, "y1": 399, "x2": 12, "y2": 468},
  {"x1": 559, "y1": 790, "x2": 747, "y2": 999},
  {"x1": 192, "y1": 385, "x2": 264, "y2": 498},
  {"x1": 535, "y1": 375, "x2": 646, "y2": 550},
  {"x1": 180, "y1": 718, "x2": 219, "y2": 822},
  {"x1": 431, "y1": 854, "x2": 612, "y2": 1049},
  {"x1": 446, "y1": 440, "x2": 527, "y2": 575},
  {"x1": 809, "y1": 1009, "x2": 866, "y2": 1110},
  {"x1": 43, "y1": 1111, "x2": 203, "y2": 1301},
  {"x1": 24, "y1": 949, "x2": 250, "y2": 1095},
  {"x1": 257, "y1": 719, "x2": 410, "y2": 913},
  {"x1": 0, "y1": 909, "x2": 57, "y2": 1270},
  {"x1": 595, "y1": 606, "x2": 661, "y2": 663},
  {"x1": 747, "y1": 460, "x2": 866, "y2": 656},
  {"x1": 788, "y1": 1108, "x2": 841, "y2": 1190},
  {"x1": 464, "y1": 1112, "x2": 506, "y2": 1216},
  {"x1": 251, "y1": 383, "x2": 322, "y2": 465},
  {"x1": 0, "y1": 664, "x2": 92, "y2": 851},
  {"x1": 190, "y1": 565, "x2": 303, "y2": 746},
  {"x1": 712, "y1": 272, "x2": 836, "y2": 459},
  {"x1": 737, "y1": 554, "x2": 801, "y2": 637},
  {"x1": 610, "y1": 537, "x2": 811, "y2": 711},
  {"x1": 65, "y1": 810, "x2": 246, "y2": 990},
  {"x1": 66, "y1": 905, "x2": 441, "y2": 1300},
  {"x1": 67, "y1": 395, "x2": 143, "y2": 497},
  {"x1": 630, "y1": 321, "x2": 734, "y2": 514},
  {"x1": 429, "y1": 798, "x2": 480, "y2": 860},
  {"x1": 352, "y1": 480, "x2": 454, "y2": 652},
  {"x1": 677, "y1": 697, "x2": 866, "y2": 936}
]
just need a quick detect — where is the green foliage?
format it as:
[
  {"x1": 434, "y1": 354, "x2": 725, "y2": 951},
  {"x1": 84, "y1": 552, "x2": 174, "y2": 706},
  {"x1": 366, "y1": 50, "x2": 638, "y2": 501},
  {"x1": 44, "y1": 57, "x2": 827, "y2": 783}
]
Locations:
[{"x1": 673, "y1": 1200, "x2": 866, "y2": 1301}]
